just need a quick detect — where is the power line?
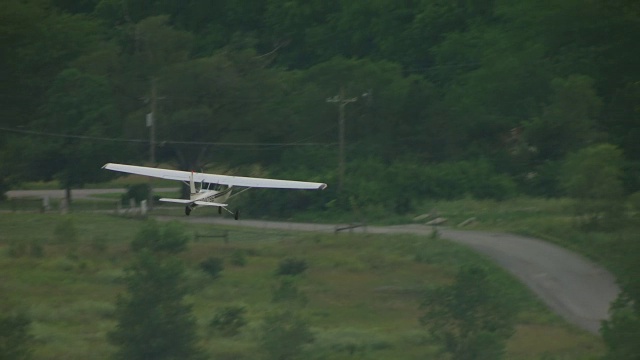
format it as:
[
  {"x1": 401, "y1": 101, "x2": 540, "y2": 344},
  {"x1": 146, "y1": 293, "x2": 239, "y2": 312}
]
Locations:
[{"x1": 0, "y1": 126, "x2": 336, "y2": 148}]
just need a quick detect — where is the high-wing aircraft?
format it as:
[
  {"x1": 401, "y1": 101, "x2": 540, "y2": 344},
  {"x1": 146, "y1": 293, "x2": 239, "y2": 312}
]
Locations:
[{"x1": 102, "y1": 163, "x2": 327, "y2": 219}]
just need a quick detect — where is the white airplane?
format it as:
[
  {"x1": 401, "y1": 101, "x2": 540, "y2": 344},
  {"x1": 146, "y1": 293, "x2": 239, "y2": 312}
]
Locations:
[{"x1": 102, "y1": 163, "x2": 327, "y2": 219}]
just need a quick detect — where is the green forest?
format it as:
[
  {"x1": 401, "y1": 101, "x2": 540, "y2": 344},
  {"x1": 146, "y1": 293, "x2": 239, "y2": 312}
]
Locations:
[
  {"x1": 1, "y1": 1, "x2": 640, "y2": 358},
  {"x1": 1, "y1": 0, "x2": 639, "y2": 215}
]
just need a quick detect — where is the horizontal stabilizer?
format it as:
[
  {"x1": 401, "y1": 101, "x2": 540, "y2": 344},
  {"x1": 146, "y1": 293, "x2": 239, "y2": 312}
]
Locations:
[
  {"x1": 194, "y1": 201, "x2": 228, "y2": 207},
  {"x1": 159, "y1": 198, "x2": 193, "y2": 204}
]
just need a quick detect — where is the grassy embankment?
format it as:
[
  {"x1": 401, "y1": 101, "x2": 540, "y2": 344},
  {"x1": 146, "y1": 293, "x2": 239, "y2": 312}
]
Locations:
[{"x1": 0, "y1": 210, "x2": 603, "y2": 360}]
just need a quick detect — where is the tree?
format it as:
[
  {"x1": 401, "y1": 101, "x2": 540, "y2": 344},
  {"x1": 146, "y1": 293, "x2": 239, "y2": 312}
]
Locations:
[
  {"x1": 17, "y1": 68, "x2": 124, "y2": 204},
  {"x1": 260, "y1": 310, "x2": 314, "y2": 360},
  {"x1": 108, "y1": 250, "x2": 203, "y2": 360},
  {"x1": 525, "y1": 75, "x2": 603, "y2": 161},
  {"x1": 209, "y1": 305, "x2": 247, "y2": 337},
  {"x1": 561, "y1": 144, "x2": 625, "y2": 228},
  {"x1": 0, "y1": 312, "x2": 34, "y2": 360},
  {"x1": 109, "y1": 220, "x2": 201, "y2": 360},
  {"x1": 601, "y1": 290, "x2": 640, "y2": 360},
  {"x1": 130, "y1": 220, "x2": 189, "y2": 254},
  {"x1": 420, "y1": 266, "x2": 518, "y2": 360}
]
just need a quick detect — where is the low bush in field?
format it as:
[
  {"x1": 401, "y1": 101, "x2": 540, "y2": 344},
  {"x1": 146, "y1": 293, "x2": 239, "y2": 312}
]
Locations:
[
  {"x1": 200, "y1": 257, "x2": 224, "y2": 278},
  {"x1": 276, "y1": 258, "x2": 308, "y2": 276},
  {"x1": 209, "y1": 305, "x2": 247, "y2": 337}
]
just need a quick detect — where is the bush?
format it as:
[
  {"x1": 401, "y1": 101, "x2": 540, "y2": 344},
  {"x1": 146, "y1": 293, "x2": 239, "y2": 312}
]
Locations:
[
  {"x1": 230, "y1": 250, "x2": 247, "y2": 267},
  {"x1": 561, "y1": 144, "x2": 625, "y2": 229},
  {"x1": 276, "y1": 258, "x2": 308, "y2": 276},
  {"x1": 54, "y1": 218, "x2": 78, "y2": 244},
  {"x1": 209, "y1": 305, "x2": 247, "y2": 337},
  {"x1": 272, "y1": 278, "x2": 308, "y2": 306},
  {"x1": 628, "y1": 191, "x2": 640, "y2": 214},
  {"x1": 29, "y1": 240, "x2": 44, "y2": 258},
  {"x1": 200, "y1": 257, "x2": 224, "y2": 278},
  {"x1": 91, "y1": 235, "x2": 108, "y2": 254},
  {"x1": 260, "y1": 311, "x2": 314, "y2": 360},
  {"x1": 0, "y1": 312, "x2": 35, "y2": 359},
  {"x1": 7, "y1": 241, "x2": 27, "y2": 258},
  {"x1": 131, "y1": 220, "x2": 189, "y2": 254},
  {"x1": 120, "y1": 183, "x2": 150, "y2": 205}
]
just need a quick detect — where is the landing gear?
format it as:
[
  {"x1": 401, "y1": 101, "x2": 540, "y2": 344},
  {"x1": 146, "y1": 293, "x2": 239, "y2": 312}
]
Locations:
[
  {"x1": 218, "y1": 206, "x2": 222, "y2": 215},
  {"x1": 234, "y1": 210, "x2": 239, "y2": 220},
  {"x1": 185, "y1": 206, "x2": 192, "y2": 216}
]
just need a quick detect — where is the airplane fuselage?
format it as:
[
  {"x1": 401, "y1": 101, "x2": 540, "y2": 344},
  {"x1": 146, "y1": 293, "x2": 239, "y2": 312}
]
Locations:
[{"x1": 191, "y1": 187, "x2": 233, "y2": 204}]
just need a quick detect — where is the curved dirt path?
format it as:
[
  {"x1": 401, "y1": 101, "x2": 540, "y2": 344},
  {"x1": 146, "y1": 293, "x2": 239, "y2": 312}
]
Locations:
[{"x1": 160, "y1": 216, "x2": 620, "y2": 334}]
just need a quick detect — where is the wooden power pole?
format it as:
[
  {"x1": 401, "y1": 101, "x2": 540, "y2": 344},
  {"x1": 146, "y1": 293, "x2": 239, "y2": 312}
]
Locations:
[{"x1": 327, "y1": 87, "x2": 358, "y2": 195}]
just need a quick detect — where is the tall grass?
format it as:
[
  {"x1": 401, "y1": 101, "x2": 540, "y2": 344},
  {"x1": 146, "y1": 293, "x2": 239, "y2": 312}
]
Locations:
[{"x1": 0, "y1": 213, "x2": 604, "y2": 359}]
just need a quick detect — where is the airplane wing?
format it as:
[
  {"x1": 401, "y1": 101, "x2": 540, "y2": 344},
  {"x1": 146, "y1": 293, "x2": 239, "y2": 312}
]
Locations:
[{"x1": 103, "y1": 163, "x2": 327, "y2": 190}]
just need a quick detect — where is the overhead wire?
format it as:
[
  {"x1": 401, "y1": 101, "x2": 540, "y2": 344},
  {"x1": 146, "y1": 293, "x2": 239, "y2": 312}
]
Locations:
[{"x1": 0, "y1": 125, "x2": 337, "y2": 149}]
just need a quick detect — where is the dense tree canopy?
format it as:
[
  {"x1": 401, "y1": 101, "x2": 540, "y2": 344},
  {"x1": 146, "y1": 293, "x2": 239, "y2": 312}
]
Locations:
[{"x1": 1, "y1": 0, "x2": 638, "y2": 201}]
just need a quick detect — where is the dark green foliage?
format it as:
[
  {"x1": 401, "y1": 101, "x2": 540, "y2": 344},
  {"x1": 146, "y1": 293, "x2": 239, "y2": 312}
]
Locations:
[
  {"x1": 199, "y1": 257, "x2": 224, "y2": 278},
  {"x1": 629, "y1": 191, "x2": 640, "y2": 214},
  {"x1": 276, "y1": 258, "x2": 308, "y2": 276},
  {"x1": 561, "y1": 144, "x2": 625, "y2": 229},
  {"x1": 28, "y1": 240, "x2": 44, "y2": 258},
  {"x1": 0, "y1": 312, "x2": 34, "y2": 360},
  {"x1": 7, "y1": 241, "x2": 27, "y2": 258},
  {"x1": 90, "y1": 236, "x2": 108, "y2": 254},
  {"x1": 108, "y1": 251, "x2": 203, "y2": 360},
  {"x1": 209, "y1": 305, "x2": 247, "y2": 337},
  {"x1": 420, "y1": 265, "x2": 519, "y2": 360},
  {"x1": 601, "y1": 291, "x2": 640, "y2": 360},
  {"x1": 131, "y1": 220, "x2": 189, "y2": 254},
  {"x1": 53, "y1": 218, "x2": 78, "y2": 244},
  {"x1": 120, "y1": 184, "x2": 150, "y2": 206},
  {"x1": 3, "y1": 0, "x2": 640, "y2": 212},
  {"x1": 260, "y1": 311, "x2": 314, "y2": 360},
  {"x1": 230, "y1": 250, "x2": 247, "y2": 267},
  {"x1": 272, "y1": 278, "x2": 308, "y2": 307}
]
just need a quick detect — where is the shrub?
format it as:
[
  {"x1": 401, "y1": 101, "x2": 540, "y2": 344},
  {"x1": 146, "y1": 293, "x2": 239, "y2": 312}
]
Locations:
[
  {"x1": 561, "y1": 144, "x2": 625, "y2": 229},
  {"x1": 230, "y1": 250, "x2": 247, "y2": 267},
  {"x1": 260, "y1": 311, "x2": 314, "y2": 360},
  {"x1": 276, "y1": 258, "x2": 308, "y2": 276},
  {"x1": 91, "y1": 235, "x2": 108, "y2": 254},
  {"x1": 120, "y1": 183, "x2": 150, "y2": 205},
  {"x1": 200, "y1": 257, "x2": 224, "y2": 278},
  {"x1": 0, "y1": 312, "x2": 35, "y2": 359},
  {"x1": 131, "y1": 220, "x2": 189, "y2": 254},
  {"x1": 628, "y1": 191, "x2": 640, "y2": 214},
  {"x1": 7, "y1": 241, "x2": 27, "y2": 258},
  {"x1": 209, "y1": 305, "x2": 247, "y2": 337},
  {"x1": 272, "y1": 278, "x2": 308, "y2": 306},
  {"x1": 29, "y1": 240, "x2": 44, "y2": 258},
  {"x1": 54, "y1": 218, "x2": 78, "y2": 244}
]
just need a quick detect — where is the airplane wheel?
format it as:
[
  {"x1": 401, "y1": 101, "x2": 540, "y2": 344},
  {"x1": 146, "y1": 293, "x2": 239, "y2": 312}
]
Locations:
[
  {"x1": 234, "y1": 210, "x2": 239, "y2": 220},
  {"x1": 218, "y1": 206, "x2": 222, "y2": 215},
  {"x1": 185, "y1": 206, "x2": 191, "y2": 216}
]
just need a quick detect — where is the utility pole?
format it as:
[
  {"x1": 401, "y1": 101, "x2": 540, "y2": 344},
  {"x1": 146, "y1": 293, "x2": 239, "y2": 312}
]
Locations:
[
  {"x1": 327, "y1": 87, "x2": 358, "y2": 195},
  {"x1": 149, "y1": 77, "x2": 157, "y2": 166},
  {"x1": 146, "y1": 77, "x2": 158, "y2": 210}
]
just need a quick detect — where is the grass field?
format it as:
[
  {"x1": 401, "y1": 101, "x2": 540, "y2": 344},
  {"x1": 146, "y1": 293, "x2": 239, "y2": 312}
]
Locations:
[{"x1": 0, "y1": 212, "x2": 604, "y2": 359}]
